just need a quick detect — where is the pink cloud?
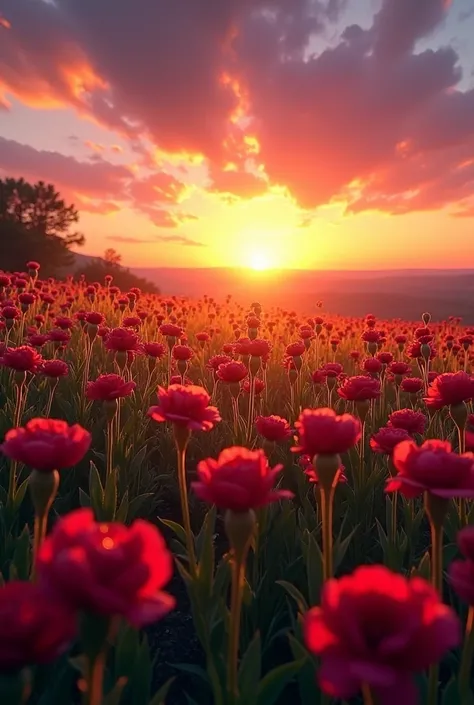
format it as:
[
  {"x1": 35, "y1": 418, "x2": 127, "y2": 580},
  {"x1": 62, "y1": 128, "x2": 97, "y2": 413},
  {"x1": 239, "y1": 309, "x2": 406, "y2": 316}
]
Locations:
[{"x1": 0, "y1": 0, "x2": 472, "y2": 218}]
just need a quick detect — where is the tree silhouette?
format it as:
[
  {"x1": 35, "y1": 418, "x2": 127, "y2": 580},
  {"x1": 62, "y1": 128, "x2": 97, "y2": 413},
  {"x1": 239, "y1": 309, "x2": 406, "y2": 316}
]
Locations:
[
  {"x1": 103, "y1": 248, "x2": 122, "y2": 266},
  {"x1": 0, "y1": 178, "x2": 84, "y2": 274},
  {"x1": 79, "y1": 251, "x2": 160, "y2": 293}
]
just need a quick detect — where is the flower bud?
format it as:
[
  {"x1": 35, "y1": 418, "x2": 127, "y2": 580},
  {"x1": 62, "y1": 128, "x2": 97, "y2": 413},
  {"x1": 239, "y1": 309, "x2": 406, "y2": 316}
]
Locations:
[
  {"x1": 225, "y1": 508, "x2": 256, "y2": 559},
  {"x1": 314, "y1": 454, "x2": 341, "y2": 492},
  {"x1": 422, "y1": 312, "x2": 431, "y2": 325},
  {"x1": 250, "y1": 356, "x2": 261, "y2": 376},
  {"x1": 29, "y1": 469, "x2": 60, "y2": 519},
  {"x1": 424, "y1": 492, "x2": 449, "y2": 531},
  {"x1": 450, "y1": 402, "x2": 468, "y2": 431}
]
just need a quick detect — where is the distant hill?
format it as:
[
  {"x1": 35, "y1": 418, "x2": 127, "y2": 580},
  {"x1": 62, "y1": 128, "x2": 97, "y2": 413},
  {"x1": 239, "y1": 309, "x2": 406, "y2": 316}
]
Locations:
[{"x1": 64, "y1": 255, "x2": 474, "y2": 322}]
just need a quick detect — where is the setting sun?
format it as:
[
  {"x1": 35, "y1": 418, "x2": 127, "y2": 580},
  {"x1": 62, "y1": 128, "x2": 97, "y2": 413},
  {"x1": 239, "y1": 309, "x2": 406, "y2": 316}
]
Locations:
[{"x1": 249, "y1": 250, "x2": 273, "y2": 271}]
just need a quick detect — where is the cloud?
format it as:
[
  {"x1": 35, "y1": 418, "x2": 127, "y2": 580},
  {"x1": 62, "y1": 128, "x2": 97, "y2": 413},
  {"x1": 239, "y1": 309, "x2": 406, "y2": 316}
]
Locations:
[
  {"x1": 0, "y1": 0, "x2": 473, "y2": 218},
  {"x1": 107, "y1": 234, "x2": 204, "y2": 247},
  {"x1": 0, "y1": 136, "x2": 131, "y2": 199}
]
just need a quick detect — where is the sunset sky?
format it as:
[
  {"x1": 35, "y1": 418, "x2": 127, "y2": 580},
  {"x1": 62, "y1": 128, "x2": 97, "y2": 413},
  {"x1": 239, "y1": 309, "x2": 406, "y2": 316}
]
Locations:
[{"x1": 0, "y1": 0, "x2": 473, "y2": 270}]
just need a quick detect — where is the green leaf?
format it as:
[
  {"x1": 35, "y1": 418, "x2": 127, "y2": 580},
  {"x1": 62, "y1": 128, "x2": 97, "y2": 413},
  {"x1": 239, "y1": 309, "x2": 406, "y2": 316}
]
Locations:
[
  {"x1": 116, "y1": 490, "x2": 129, "y2": 523},
  {"x1": 11, "y1": 524, "x2": 31, "y2": 580},
  {"x1": 13, "y1": 477, "x2": 29, "y2": 511},
  {"x1": 103, "y1": 468, "x2": 118, "y2": 521},
  {"x1": 159, "y1": 518, "x2": 187, "y2": 547},
  {"x1": 276, "y1": 580, "x2": 308, "y2": 614},
  {"x1": 129, "y1": 635, "x2": 152, "y2": 705},
  {"x1": 148, "y1": 677, "x2": 175, "y2": 705},
  {"x1": 89, "y1": 461, "x2": 104, "y2": 519},
  {"x1": 257, "y1": 659, "x2": 304, "y2": 705},
  {"x1": 306, "y1": 531, "x2": 322, "y2": 606},
  {"x1": 114, "y1": 623, "x2": 140, "y2": 679},
  {"x1": 238, "y1": 632, "x2": 261, "y2": 705},
  {"x1": 127, "y1": 493, "x2": 153, "y2": 521},
  {"x1": 288, "y1": 634, "x2": 314, "y2": 705},
  {"x1": 103, "y1": 678, "x2": 128, "y2": 705},
  {"x1": 171, "y1": 663, "x2": 209, "y2": 685},
  {"x1": 79, "y1": 488, "x2": 91, "y2": 508}
]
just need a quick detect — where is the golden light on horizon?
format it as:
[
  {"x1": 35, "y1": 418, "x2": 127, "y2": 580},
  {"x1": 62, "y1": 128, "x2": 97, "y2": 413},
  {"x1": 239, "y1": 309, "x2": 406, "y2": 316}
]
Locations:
[{"x1": 249, "y1": 249, "x2": 273, "y2": 271}]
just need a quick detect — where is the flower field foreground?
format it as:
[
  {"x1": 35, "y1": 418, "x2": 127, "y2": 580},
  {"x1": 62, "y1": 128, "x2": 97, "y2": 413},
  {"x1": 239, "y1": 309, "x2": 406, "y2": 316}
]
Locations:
[{"x1": 1, "y1": 264, "x2": 474, "y2": 705}]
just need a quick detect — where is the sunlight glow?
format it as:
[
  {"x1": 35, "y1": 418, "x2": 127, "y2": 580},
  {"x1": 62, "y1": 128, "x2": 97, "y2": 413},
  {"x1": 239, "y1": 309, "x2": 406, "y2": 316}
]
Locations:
[{"x1": 248, "y1": 249, "x2": 273, "y2": 271}]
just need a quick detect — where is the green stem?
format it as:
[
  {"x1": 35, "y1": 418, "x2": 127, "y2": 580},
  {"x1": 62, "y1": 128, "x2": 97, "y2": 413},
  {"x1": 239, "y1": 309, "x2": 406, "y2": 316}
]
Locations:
[
  {"x1": 31, "y1": 513, "x2": 47, "y2": 581},
  {"x1": 45, "y1": 382, "x2": 57, "y2": 418},
  {"x1": 428, "y1": 521, "x2": 443, "y2": 705},
  {"x1": 459, "y1": 606, "x2": 474, "y2": 702},
  {"x1": 106, "y1": 420, "x2": 114, "y2": 478},
  {"x1": 83, "y1": 651, "x2": 105, "y2": 705},
  {"x1": 177, "y1": 446, "x2": 196, "y2": 575},
  {"x1": 8, "y1": 381, "x2": 25, "y2": 505},
  {"x1": 227, "y1": 555, "x2": 245, "y2": 702},
  {"x1": 390, "y1": 492, "x2": 398, "y2": 547},
  {"x1": 320, "y1": 486, "x2": 335, "y2": 581}
]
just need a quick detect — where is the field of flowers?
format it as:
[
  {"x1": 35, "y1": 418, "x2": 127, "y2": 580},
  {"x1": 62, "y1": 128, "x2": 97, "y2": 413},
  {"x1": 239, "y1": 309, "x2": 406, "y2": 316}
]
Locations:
[{"x1": 1, "y1": 261, "x2": 474, "y2": 705}]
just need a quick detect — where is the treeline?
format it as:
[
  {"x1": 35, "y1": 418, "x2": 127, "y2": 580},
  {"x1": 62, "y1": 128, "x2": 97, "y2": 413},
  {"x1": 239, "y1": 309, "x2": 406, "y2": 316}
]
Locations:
[{"x1": 0, "y1": 178, "x2": 159, "y2": 292}]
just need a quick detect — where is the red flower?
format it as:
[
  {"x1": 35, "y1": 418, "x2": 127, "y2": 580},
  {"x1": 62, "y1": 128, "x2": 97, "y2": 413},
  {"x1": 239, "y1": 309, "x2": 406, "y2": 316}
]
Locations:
[
  {"x1": 0, "y1": 581, "x2": 76, "y2": 671},
  {"x1": 169, "y1": 374, "x2": 193, "y2": 385},
  {"x1": 1, "y1": 345, "x2": 43, "y2": 372},
  {"x1": 388, "y1": 361, "x2": 411, "y2": 376},
  {"x1": 105, "y1": 327, "x2": 141, "y2": 353},
  {"x1": 337, "y1": 375, "x2": 381, "y2": 401},
  {"x1": 48, "y1": 328, "x2": 71, "y2": 345},
  {"x1": 217, "y1": 360, "x2": 248, "y2": 383},
  {"x1": 1, "y1": 418, "x2": 91, "y2": 471},
  {"x1": 1, "y1": 305, "x2": 20, "y2": 320},
  {"x1": 148, "y1": 384, "x2": 221, "y2": 432},
  {"x1": 424, "y1": 371, "x2": 474, "y2": 410},
  {"x1": 323, "y1": 362, "x2": 343, "y2": 378},
  {"x1": 255, "y1": 415, "x2": 292, "y2": 442},
  {"x1": 85, "y1": 311, "x2": 104, "y2": 326},
  {"x1": 377, "y1": 352, "x2": 393, "y2": 365},
  {"x1": 41, "y1": 359, "x2": 69, "y2": 378},
  {"x1": 142, "y1": 342, "x2": 166, "y2": 359},
  {"x1": 28, "y1": 334, "x2": 49, "y2": 348},
  {"x1": 386, "y1": 440, "x2": 474, "y2": 499},
  {"x1": 311, "y1": 369, "x2": 327, "y2": 385},
  {"x1": 389, "y1": 409, "x2": 426, "y2": 435},
  {"x1": 248, "y1": 338, "x2": 271, "y2": 357},
  {"x1": 242, "y1": 377, "x2": 265, "y2": 395},
  {"x1": 54, "y1": 317, "x2": 74, "y2": 330},
  {"x1": 293, "y1": 408, "x2": 361, "y2": 457},
  {"x1": 172, "y1": 344, "x2": 194, "y2": 361},
  {"x1": 196, "y1": 331, "x2": 210, "y2": 342},
  {"x1": 207, "y1": 354, "x2": 232, "y2": 371},
  {"x1": 304, "y1": 565, "x2": 460, "y2": 704},
  {"x1": 192, "y1": 446, "x2": 293, "y2": 511},
  {"x1": 361, "y1": 329, "x2": 380, "y2": 343},
  {"x1": 159, "y1": 323, "x2": 182, "y2": 338},
  {"x1": 401, "y1": 377, "x2": 424, "y2": 394},
  {"x1": 286, "y1": 341, "x2": 305, "y2": 357},
  {"x1": 234, "y1": 337, "x2": 252, "y2": 356},
  {"x1": 86, "y1": 374, "x2": 136, "y2": 401},
  {"x1": 363, "y1": 357, "x2": 382, "y2": 374},
  {"x1": 37, "y1": 508, "x2": 175, "y2": 627},
  {"x1": 449, "y1": 527, "x2": 474, "y2": 605},
  {"x1": 122, "y1": 316, "x2": 141, "y2": 328},
  {"x1": 370, "y1": 426, "x2": 411, "y2": 455},
  {"x1": 407, "y1": 340, "x2": 436, "y2": 360},
  {"x1": 26, "y1": 261, "x2": 40, "y2": 271}
]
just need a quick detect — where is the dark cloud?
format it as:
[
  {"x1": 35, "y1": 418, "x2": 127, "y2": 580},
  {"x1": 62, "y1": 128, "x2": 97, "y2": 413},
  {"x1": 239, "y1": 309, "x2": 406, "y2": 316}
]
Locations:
[
  {"x1": 0, "y1": 0, "x2": 473, "y2": 216},
  {"x1": 107, "y1": 234, "x2": 205, "y2": 247}
]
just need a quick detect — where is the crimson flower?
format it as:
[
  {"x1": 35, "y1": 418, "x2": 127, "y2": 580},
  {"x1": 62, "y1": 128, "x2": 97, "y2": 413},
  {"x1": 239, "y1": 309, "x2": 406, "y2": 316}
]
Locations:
[
  {"x1": 48, "y1": 329, "x2": 71, "y2": 345},
  {"x1": 0, "y1": 581, "x2": 77, "y2": 671},
  {"x1": 323, "y1": 362, "x2": 343, "y2": 377},
  {"x1": 37, "y1": 508, "x2": 175, "y2": 627},
  {"x1": 192, "y1": 446, "x2": 293, "y2": 511},
  {"x1": 389, "y1": 361, "x2": 411, "y2": 376},
  {"x1": 337, "y1": 375, "x2": 381, "y2": 401},
  {"x1": 159, "y1": 323, "x2": 182, "y2": 338},
  {"x1": 41, "y1": 359, "x2": 69, "y2": 378},
  {"x1": 172, "y1": 344, "x2": 194, "y2": 361},
  {"x1": 86, "y1": 374, "x2": 136, "y2": 401},
  {"x1": 148, "y1": 384, "x2": 221, "y2": 432},
  {"x1": 363, "y1": 357, "x2": 382, "y2": 374},
  {"x1": 207, "y1": 354, "x2": 232, "y2": 371},
  {"x1": 388, "y1": 409, "x2": 426, "y2": 435},
  {"x1": 424, "y1": 371, "x2": 474, "y2": 410},
  {"x1": 304, "y1": 565, "x2": 460, "y2": 704},
  {"x1": 386, "y1": 440, "x2": 474, "y2": 499},
  {"x1": 401, "y1": 377, "x2": 424, "y2": 394},
  {"x1": 370, "y1": 426, "x2": 411, "y2": 455},
  {"x1": 217, "y1": 360, "x2": 248, "y2": 383},
  {"x1": 449, "y1": 527, "x2": 474, "y2": 605},
  {"x1": 105, "y1": 327, "x2": 141, "y2": 352},
  {"x1": 248, "y1": 338, "x2": 271, "y2": 358},
  {"x1": 1, "y1": 345, "x2": 43, "y2": 372},
  {"x1": 122, "y1": 316, "x2": 141, "y2": 327},
  {"x1": 85, "y1": 311, "x2": 104, "y2": 326},
  {"x1": 1, "y1": 418, "x2": 91, "y2": 472},
  {"x1": 142, "y1": 342, "x2": 166, "y2": 359},
  {"x1": 242, "y1": 377, "x2": 265, "y2": 395},
  {"x1": 255, "y1": 415, "x2": 292, "y2": 442},
  {"x1": 286, "y1": 341, "x2": 305, "y2": 357},
  {"x1": 293, "y1": 408, "x2": 361, "y2": 457}
]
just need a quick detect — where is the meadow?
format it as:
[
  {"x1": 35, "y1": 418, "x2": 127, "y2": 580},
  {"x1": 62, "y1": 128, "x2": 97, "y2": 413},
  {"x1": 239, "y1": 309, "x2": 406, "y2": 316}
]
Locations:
[{"x1": 1, "y1": 261, "x2": 474, "y2": 705}]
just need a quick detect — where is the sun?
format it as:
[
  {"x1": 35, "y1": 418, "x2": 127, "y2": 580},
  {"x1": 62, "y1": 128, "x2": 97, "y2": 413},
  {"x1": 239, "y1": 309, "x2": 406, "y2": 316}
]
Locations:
[{"x1": 248, "y1": 250, "x2": 273, "y2": 271}]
